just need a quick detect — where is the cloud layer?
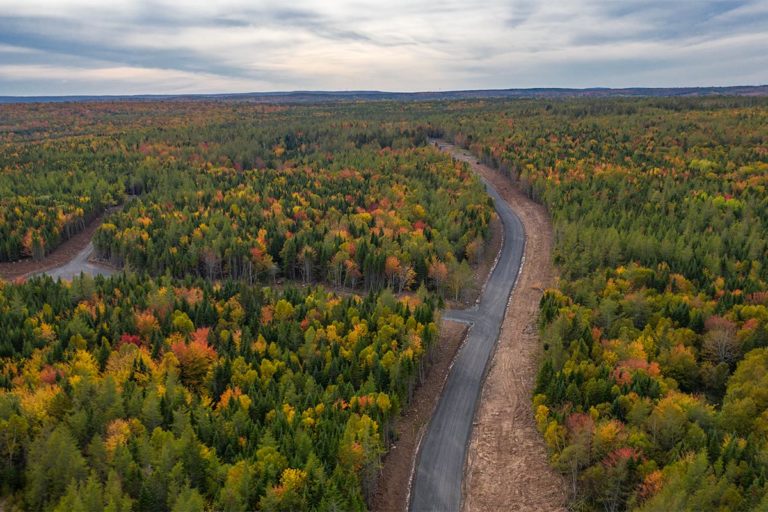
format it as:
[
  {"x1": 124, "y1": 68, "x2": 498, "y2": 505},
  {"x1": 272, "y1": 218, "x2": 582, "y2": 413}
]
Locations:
[{"x1": 0, "y1": 0, "x2": 766, "y2": 95}]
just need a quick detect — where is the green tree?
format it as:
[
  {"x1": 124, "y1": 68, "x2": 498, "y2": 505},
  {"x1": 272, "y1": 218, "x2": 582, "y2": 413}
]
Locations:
[{"x1": 26, "y1": 426, "x2": 88, "y2": 511}]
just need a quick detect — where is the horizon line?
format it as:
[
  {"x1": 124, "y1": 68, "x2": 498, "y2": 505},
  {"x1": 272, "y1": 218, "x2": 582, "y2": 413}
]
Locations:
[{"x1": 1, "y1": 84, "x2": 767, "y2": 103}]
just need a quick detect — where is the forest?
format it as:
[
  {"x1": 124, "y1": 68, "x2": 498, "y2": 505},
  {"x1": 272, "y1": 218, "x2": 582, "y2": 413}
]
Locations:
[
  {"x1": 0, "y1": 274, "x2": 438, "y2": 510},
  {"x1": 2, "y1": 96, "x2": 768, "y2": 511},
  {"x1": 1, "y1": 102, "x2": 490, "y2": 298},
  {"x1": 0, "y1": 101, "x2": 491, "y2": 511},
  {"x1": 435, "y1": 97, "x2": 768, "y2": 511}
]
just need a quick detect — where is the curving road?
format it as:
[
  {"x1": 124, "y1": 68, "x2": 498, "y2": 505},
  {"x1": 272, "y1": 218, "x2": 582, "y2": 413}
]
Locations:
[
  {"x1": 409, "y1": 141, "x2": 526, "y2": 512},
  {"x1": 34, "y1": 241, "x2": 116, "y2": 281}
]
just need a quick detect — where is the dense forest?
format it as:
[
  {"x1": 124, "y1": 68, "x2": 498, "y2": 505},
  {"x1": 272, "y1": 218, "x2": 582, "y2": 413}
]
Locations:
[
  {"x1": 0, "y1": 101, "x2": 207, "y2": 262},
  {"x1": 2, "y1": 96, "x2": 768, "y2": 511},
  {"x1": 0, "y1": 274, "x2": 438, "y2": 510},
  {"x1": 436, "y1": 97, "x2": 768, "y2": 511},
  {"x1": 1, "y1": 103, "x2": 490, "y2": 298},
  {"x1": 0, "y1": 101, "x2": 494, "y2": 510}
]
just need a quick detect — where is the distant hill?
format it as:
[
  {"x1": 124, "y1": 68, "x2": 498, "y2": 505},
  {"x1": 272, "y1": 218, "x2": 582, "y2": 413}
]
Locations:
[{"x1": 1, "y1": 85, "x2": 767, "y2": 104}]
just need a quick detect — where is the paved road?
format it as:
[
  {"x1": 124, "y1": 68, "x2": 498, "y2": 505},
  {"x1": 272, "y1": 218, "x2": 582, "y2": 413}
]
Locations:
[
  {"x1": 409, "y1": 141, "x2": 525, "y2": 512},
  {"x1": 35, "y1": 241, "x2": 116, "y2": 281}
]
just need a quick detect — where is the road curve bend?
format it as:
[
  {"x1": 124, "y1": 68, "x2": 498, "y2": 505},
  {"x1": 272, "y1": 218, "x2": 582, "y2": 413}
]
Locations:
[
  {"x1": 409, "y1": 141, "x2": 525, "y2": 512},
  {"x1": 37, "y1": 241, "x2": 116, "y2": 281}
]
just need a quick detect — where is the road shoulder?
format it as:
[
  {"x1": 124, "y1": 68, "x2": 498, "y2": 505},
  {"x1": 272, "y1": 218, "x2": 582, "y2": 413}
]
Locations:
[{"x1": 458, "y1": 149, "x2": 567, "y2": 512}]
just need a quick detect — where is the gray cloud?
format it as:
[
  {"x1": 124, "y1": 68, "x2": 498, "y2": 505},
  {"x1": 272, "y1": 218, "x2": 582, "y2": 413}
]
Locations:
[
  {"x1": 0, "y1": 15, "x2": 258, "y2": 78},
  {"x1": 505, "y1": 0, "x2": 538, "y2": 29},
  {"x1": 565, "y1": 0, "x2": 768, "y2": 45},
  {"x1": 0, "y1": 0, "x2": 765, "y2": 95}
]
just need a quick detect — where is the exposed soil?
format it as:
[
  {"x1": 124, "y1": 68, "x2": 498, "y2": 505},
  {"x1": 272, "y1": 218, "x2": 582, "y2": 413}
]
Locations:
[
  {"x1": 370, "y1": 319, "x2": 468, "y2": 512},
  {"x1": 0, "y1": 209, "x2": 113, "y2": 281},
  {"x1": 459, "y1": 153, "x2": 567, "y2": 511}
]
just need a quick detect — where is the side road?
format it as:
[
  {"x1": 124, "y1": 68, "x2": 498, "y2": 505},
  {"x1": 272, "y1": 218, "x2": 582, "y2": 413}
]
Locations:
[
  {"x1": 0, "y1": 208, "x2": 118, "y2": 282},
  {"x1": 409, "y1": 140, "x2": 526, "y2": 512},
  {"x1": 36, "y1": 241, "x2": 116, "y2": 281}
]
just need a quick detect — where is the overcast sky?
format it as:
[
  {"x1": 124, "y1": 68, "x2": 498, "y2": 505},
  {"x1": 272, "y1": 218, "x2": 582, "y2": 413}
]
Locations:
[{"x1": 0, "y1": 0, "x2": 766, "y2": 95}]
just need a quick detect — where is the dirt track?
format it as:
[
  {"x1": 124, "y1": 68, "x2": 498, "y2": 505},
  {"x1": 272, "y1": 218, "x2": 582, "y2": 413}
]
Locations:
[
  {"x1": 0, "y1": 209, "x2": 116, "y2": 281},
  {"x1": 457, "y1": 148, "x2": 567, "y2": 512}
]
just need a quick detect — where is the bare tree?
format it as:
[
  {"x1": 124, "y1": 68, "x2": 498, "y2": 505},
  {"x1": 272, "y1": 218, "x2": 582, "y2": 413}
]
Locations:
[
  {"x1": 702, "y1": 316, "x2": 739, "y2": 364},
  {"x1": 299, "y1": 246, "x2": 316, "y2": 284}
]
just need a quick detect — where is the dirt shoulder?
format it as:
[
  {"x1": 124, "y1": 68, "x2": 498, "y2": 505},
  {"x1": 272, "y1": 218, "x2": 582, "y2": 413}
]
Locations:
[
  {"x1": 460, "y1": 152, "x2": 567, "y2": 511},
  {"x1": 0, "y1": 209, "x2": 112, "y2": 281}
]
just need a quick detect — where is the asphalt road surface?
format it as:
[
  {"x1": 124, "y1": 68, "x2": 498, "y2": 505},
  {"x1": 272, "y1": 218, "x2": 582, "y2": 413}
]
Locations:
[
  {"x1": 36, "y1": 241, "x2": 116, "y2": 281},
  {"x1": 409, "y1": 141, "x2": 525, "y2": 512}
]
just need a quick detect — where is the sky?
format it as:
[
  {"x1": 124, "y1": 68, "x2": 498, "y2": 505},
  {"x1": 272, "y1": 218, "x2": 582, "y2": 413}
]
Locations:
[{"x1": 0, "y1": 0, "x2": 767, "y2": 96}]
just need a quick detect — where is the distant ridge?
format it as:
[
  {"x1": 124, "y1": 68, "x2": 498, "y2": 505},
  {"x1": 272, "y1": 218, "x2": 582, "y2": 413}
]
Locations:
[{"x1": 1, "y1": 85, "x2": 767, "y2": 104}]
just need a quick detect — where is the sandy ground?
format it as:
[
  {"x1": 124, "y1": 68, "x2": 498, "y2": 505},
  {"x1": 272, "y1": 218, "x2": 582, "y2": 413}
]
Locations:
[{"x1": 459, "y1": 153, "x2": 567, "y2": 512}]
